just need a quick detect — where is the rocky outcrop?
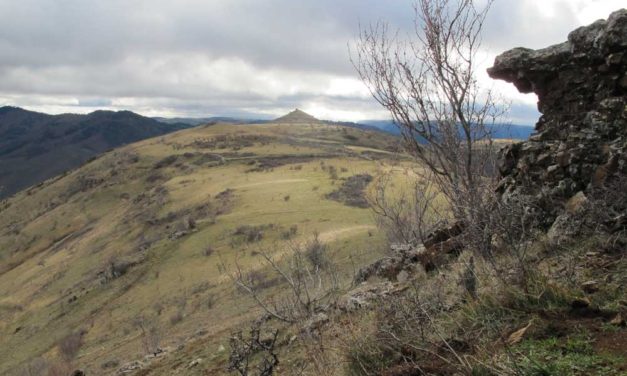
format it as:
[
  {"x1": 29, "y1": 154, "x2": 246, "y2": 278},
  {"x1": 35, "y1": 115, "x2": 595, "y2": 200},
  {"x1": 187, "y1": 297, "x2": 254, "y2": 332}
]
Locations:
[
  {"x1": 353, "y1": 244, "x2": 421, "y2": 283},
  {"x1": 354, "y1": 222, "x2": 465, "y2": 282},
  {"x1": 488, "y1": 9, "x2": 627, "y2": 230},
  {"x1": 337, "y1": 282, "x2": 396, "y2": 311}
]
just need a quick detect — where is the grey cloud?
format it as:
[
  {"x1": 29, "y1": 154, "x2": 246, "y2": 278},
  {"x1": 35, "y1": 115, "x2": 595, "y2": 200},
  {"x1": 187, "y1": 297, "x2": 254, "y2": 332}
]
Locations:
[
  {"x1": 0, "y1": 0, "x2": 617, "y2": 119},
  {"x1": 0, "y1": 0, "x2": 398, "y2": 74},
  {"x1": 483, "y1": 0, "x2": 580, "y2": 51}
]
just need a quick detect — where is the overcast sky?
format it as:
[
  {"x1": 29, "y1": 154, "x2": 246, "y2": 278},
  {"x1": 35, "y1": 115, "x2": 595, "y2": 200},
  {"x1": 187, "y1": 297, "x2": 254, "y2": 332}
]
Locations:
[{"x1": 0, "y1": 0, "x2": 624, "y2": 124}]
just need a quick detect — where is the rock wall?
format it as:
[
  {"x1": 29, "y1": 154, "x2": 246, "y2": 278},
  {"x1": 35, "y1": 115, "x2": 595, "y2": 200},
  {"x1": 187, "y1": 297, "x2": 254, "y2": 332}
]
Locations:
[{"x1": 488, "y1": 9, "x2": 627, "y2": 229}]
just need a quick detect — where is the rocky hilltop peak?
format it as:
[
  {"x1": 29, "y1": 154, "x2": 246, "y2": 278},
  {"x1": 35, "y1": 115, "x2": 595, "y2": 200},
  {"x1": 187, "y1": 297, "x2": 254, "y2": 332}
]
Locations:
[
  {"x1": 273, "y1": 108, "x2": 321, "y2": 124},
  {"x1": 488, "y1": 9, "x2": 626, "y2": 231}
]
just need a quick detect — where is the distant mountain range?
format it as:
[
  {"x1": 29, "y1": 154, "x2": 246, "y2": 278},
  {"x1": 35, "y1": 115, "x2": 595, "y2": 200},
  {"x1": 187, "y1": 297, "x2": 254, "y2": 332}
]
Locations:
[
  {"x1": 158, "y1": 113, "x2": 534, "y2": 140},
  {"x1": 152, "y1": 116, "x2": 261, "y2": 126},
  {"x1": 359, "y1": 120, "x2": 534, "y2": 140},
  {"x1": 0, "y1": 106, "x2": 190, "y2": 199}
]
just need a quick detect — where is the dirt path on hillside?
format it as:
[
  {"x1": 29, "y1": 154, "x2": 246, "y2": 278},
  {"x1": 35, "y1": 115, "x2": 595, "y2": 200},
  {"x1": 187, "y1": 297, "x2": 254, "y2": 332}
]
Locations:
[
  {"x1": 317, "y1": 224, "x2": 376, "y2": 243},
  {"x1": 234, "y1": 178, "x2": 308, "y2": 188}
]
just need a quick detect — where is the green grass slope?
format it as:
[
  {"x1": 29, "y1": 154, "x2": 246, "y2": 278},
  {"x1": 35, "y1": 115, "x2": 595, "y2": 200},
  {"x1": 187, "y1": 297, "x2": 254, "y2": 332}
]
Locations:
[{"x1": 0, "y1": 119, "x2": 405, "y2": 375}]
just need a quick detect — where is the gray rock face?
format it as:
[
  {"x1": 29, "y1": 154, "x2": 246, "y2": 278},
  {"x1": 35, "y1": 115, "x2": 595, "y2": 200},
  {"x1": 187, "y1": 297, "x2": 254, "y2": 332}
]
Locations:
[
  {"x1": 337, "y1": 282, "x2": 395, "y2": 312},
  {"x1": 488, "y1": 9, "x2": 627, "y2": 229}
]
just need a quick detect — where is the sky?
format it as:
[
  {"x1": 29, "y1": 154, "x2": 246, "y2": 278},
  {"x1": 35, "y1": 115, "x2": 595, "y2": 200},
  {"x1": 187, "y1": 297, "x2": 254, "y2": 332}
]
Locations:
[{"x1": 0, "y1": 0, "x2": 624, "y2": 124}]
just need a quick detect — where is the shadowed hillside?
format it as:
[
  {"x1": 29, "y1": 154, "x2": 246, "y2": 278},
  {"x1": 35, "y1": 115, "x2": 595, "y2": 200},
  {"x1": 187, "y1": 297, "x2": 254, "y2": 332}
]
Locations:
[{"x1": 0, "y1": 107, "x2": 190, "y2": 199}]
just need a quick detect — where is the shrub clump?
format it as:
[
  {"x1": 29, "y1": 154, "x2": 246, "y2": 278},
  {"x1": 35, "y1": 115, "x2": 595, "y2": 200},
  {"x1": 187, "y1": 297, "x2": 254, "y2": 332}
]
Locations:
[
  {"x1": 233, "y1": 225, "x2": 268, "y2": 243},
  {"x1": 304, "y1": 233, "x2": 329, "y2": 270},
  {"x1": 325, "y1": 174, "x2": 373, "y2": 208},
  {"x1": 281, "y1": 225, "x2": 298, "y2": 239},
  {"x1": 153, "y1": 155, "x2": 178, "y2": 169},
  {"x1": 57, "y1": 330, "x2": 84, "y2": 362}
]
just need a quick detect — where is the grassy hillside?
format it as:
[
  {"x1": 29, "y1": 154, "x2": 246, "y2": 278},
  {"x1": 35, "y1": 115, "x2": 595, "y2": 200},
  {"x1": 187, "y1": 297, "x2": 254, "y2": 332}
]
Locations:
[
  {"x1": 0, "y1": 106, "x2": 190, "y2": 199},
  {"x1": 0, "y1": 119, "x2": 408, "y2": 374}
]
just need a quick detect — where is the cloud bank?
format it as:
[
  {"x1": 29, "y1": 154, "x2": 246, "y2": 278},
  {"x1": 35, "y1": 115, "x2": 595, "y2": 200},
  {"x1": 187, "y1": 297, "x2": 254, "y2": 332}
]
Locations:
[{"x1": 0, "y1": 0, "x2": 623, "y2": 123}]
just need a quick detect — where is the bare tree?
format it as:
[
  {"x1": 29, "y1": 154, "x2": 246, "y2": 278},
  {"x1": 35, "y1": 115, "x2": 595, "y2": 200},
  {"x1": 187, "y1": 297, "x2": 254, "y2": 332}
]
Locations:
[
  {"x1": 368, "y1": 168, "x2": 444, "y2": 246},
  {"x1": 353, "y1": 0, "x2": 502, "y2": 254}
]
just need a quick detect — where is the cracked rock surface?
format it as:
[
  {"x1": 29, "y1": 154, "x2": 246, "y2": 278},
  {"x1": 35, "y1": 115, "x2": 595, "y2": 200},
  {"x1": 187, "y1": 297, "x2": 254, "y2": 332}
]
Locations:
[{"x1": 488, "y1": 9, "x2": 627, "y2": 229}]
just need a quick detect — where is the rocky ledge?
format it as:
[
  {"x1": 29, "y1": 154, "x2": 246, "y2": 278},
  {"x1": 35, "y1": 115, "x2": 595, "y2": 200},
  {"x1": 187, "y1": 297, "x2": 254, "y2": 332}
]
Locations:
[{"x1": 488, "y1": 9, "x2": 627, "y2": 231}]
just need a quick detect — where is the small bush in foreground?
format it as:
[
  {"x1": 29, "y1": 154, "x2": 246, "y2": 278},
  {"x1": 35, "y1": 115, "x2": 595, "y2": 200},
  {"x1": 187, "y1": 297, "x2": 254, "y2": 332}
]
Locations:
[
  {"x1": 228, "y1": 323, "x2": 279, "y2": 376},
  {"x1": 304, "y1": 232, "x2": 329, "y2": 270}
]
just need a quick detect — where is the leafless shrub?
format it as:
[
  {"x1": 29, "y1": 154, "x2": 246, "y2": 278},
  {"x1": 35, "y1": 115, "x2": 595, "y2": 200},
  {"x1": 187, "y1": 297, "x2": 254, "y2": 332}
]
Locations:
[
  {"x1": 153, "y1": 302, "x2": 164, "y2": 316},
  {"x1": 304, "y1": 232, "x2": 330, "y2": 270},
  {"x1": 203, "y1": 246, "x2": 215, "y2": 257},
  {"x1": 228, "y1": 236, "x2": 340, "y2": 323},
  {"x1": 45, "y1": 361, "x2": 73, "y2": 376},
  {"x1": 101, "y1": 359, "x2": 120, "y2": 370},
  {"x1": 191, "y1": 281, "x2": 212, "y2": 295},
  {"x1": 207, "y1": 293, "x2": 216, "y2": 309},
  {"x1": 239, "y1": 270, "x2": 281, "y2": 292},
  {"x1": 345, "y1": 275, "x2": 472, "y2": 375},
  {"x1": 145, "y1": 172, "x2": 166, "y2": 184},
  {"x1": 234, "y1": 225, "x2": 267, "y2": 243},
  {"x1": 134, "y1": 315, "x2": 161, "y2": 355},
  {"x1": 227, "y1": 323, "x2": 279, "y2": 376},
  {"x1": 328, "y1": 165, "x2": 338, "y2": 180},
  {"x1": 169, "y1": 310, "x2": 184, "y2": 326},
  {"x1": 153, "y1": 155, "x2": 178, "y2": 169},
  {"x1": 484, "y1": 193, "x2": 542, "y2": 287},
  {"x1": 57, "y1": 330, "x2": 84, "y2": 363},
  {"x1": 325, "y1": 174, "x2": 373, "y2": 208},
  {"x1": 215, "y1": 187, "x2": 235, "y2": 203},
  {"x1": 19, "y1": 357, "x2": 49, "y2": 376},
  {"x1": 280, "y1": 225, "x2": 298, "y2": 240},
  {"x1": 585, "y1": 174, "x2": 627, "y2": 249},
  {"x1": 99, "y1": 255, "x2": 140, "y2": 284},
  {"x1": 368, "y1": 170, "x2": 443, "y2": 246}
]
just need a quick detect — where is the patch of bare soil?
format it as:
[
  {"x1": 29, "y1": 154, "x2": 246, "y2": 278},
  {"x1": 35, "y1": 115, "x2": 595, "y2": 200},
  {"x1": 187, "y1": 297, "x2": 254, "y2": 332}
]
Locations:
[{"x1": 595, "y1": 329, "x2": 627, "y2": 359}]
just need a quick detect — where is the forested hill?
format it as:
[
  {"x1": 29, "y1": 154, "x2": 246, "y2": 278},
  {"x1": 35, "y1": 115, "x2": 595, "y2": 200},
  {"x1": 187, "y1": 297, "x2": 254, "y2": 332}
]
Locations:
[{"x1": 0, "y1": 106, "x2": 190, "y2": 199}]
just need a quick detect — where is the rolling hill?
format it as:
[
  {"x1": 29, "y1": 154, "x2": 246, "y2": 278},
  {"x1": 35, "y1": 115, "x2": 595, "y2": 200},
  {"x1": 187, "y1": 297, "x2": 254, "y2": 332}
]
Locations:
[
  {"x1": 0, "y1": 111, "x2": 408, "y2": 375},
  {"x1": 273, "y1": 108, "x2": 322, "y2": 124},
  {"x1": 0, "y1": 107, "x2": 190, "y2": 199}
]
